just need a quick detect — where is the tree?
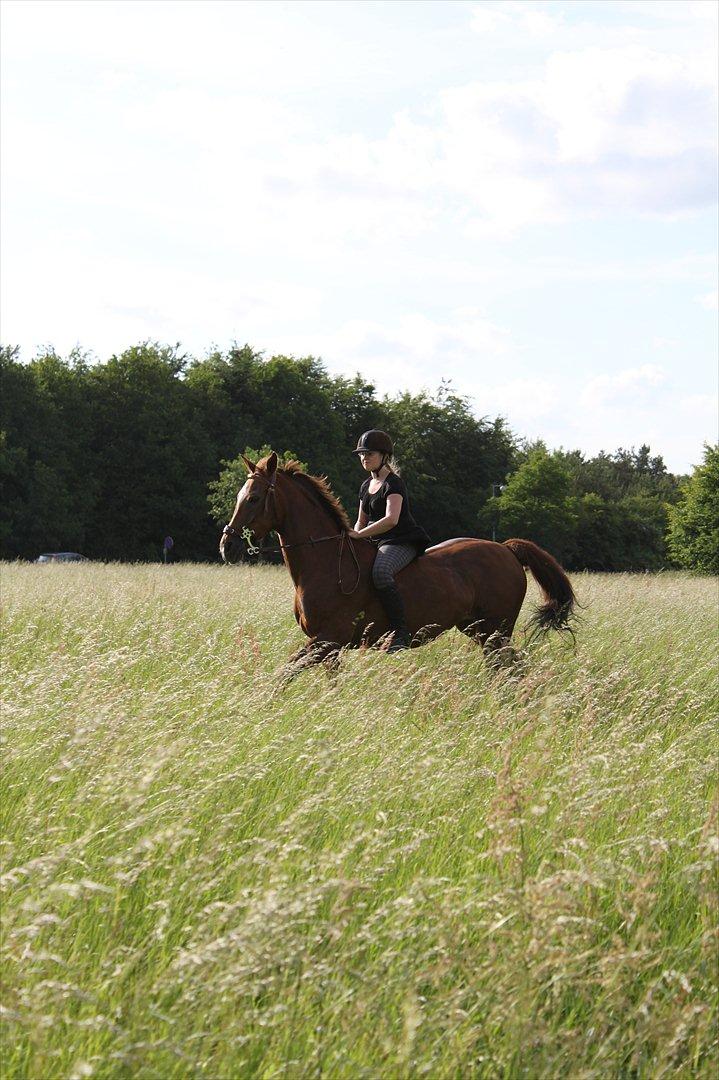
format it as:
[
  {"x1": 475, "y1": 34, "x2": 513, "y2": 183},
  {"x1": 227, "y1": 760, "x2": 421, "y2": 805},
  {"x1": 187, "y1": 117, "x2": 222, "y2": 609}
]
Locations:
[
  {"x1": 556, "y1": 444, "x2": 682, "y2": 504},
  {"x1": 383, "y1": 387, "x2": 516, "y2": 543},
  {"x1": 188, "y1": 347, "x2": 352, "y2": 506},
  {"x1": 185, "y1": 343, "x2": 265, "y2": 466},
  {"x1": 85, "y1": 343, "x2": 216, "y2": 561},
  {"x1": 571, "y1": 492, "x2": 672, "y2": 571},
  {"x1": 0, "y1": 347, "x2": 96, "y2": 558},
  {"x1": 666, "y1": 445, "x2": 719, "y2": 574},
  {"x1": 1, "y1": 336, "x2": 693, "y2": 572},
  {"x1": 325, "y1": 373, "x2": 386, "y2": 444},
  {"x1": 492, "y1": 448, "x2": 576, "y2": 561},
  {"x1": 1, "y1": 346, "x2": 37, "y2": 557}
]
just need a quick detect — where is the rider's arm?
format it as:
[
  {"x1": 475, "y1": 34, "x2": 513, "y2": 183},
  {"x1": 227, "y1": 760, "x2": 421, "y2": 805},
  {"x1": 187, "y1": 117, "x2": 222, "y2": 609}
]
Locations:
[
  {"x1": 354, "y1": 501, "x2": 369, "y2": 532},
  {"x1": 354, "y1": 494, "x2": 402, "y2": 539}
]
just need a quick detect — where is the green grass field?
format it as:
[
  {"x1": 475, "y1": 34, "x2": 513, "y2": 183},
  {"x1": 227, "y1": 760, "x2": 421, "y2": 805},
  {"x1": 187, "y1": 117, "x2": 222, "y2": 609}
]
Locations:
[{"x1": 2, "y1": 563, "x2": 717, "y2": 1078}]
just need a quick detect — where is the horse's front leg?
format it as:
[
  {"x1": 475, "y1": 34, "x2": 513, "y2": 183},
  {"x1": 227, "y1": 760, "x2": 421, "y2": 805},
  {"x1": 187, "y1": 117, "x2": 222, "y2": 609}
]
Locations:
[{"x1": 280, "y1": 639, "x2": 342, "y2": 684}]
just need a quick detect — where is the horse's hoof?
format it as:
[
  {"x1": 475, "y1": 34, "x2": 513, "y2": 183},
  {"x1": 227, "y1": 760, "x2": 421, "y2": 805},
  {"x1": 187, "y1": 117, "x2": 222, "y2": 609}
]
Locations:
[{"x1": 386, "y1": 629, "x2": 411, "y2": 654}]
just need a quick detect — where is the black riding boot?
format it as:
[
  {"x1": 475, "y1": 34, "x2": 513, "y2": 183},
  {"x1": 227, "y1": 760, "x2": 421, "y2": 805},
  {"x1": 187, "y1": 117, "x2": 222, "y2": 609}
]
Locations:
[{"x1": 376, "y1": 585, "x2": 412, "y2": 653}]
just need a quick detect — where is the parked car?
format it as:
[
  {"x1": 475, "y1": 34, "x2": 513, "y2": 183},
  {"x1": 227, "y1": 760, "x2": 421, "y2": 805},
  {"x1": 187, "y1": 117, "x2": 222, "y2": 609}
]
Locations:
[{"x1": 35, "y1": 552, "x2": 89, "y2": 563}]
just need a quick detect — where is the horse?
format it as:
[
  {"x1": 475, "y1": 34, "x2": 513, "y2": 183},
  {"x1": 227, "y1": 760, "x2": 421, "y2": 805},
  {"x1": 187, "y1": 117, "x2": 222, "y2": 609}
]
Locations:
[{"x1": 219, "y1": 452, "x2": 577, "y2": 674}]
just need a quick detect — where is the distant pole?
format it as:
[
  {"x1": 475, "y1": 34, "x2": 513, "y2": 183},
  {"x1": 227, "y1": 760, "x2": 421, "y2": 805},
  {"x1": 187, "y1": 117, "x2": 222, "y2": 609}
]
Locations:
[{"x1": 491, "y1": 484, "x2": 505, "y2": 542}]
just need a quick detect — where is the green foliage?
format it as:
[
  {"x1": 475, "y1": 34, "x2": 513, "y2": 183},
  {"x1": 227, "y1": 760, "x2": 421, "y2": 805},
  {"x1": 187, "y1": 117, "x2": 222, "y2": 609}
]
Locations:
[
  {"x1": 0, "y1": 347, "x2": 96, "y2": 558},
  {"x1": 186, "y1": 347, "x2": 377, "y2": 518},
  {"x1": 84, "y1": 343, "x2": 216, "y2": 561},
  {"x1": 486, "y1": 445, "x2": 679, "y2": 570},
  {"x1": 493, "y1": 447, "x2": 577, "y2": 561},
  {"x1": 557, "y1": 443, "x2": 682, "y2": 503},
  {"x1": 383, "y1": 386, "x2": 516, "y2": 541},
  {"x1": 0, "y1": 342, "x2": 696, "y2": 570},
  {"x1": 573, "y1": 492, "x2": 671, "y2": 571},
  {"x1": 667, "y1": 444, "x2": 719, "y2": 574}
]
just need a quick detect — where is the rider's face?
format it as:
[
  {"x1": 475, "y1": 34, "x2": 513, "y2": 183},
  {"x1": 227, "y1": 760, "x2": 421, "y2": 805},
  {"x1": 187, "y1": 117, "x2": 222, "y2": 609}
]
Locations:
[{"x1": 359, "y1": 450, "x2": 383, "y2": 472}]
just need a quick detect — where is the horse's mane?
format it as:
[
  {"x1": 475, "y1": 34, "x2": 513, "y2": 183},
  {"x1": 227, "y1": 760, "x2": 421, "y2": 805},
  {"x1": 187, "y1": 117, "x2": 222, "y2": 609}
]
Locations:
[{"x1": 257, "y1": 456, "x2": 351, "y2": 531}]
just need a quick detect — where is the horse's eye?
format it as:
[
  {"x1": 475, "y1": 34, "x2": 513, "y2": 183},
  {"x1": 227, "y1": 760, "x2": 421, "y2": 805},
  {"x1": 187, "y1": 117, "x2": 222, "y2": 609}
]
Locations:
[{"x1": 247, "y1": 494, "x2": 260, "y2": 503}]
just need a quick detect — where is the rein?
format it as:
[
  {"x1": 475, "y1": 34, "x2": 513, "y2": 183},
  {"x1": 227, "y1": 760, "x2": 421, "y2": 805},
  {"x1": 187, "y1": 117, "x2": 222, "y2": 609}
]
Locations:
[
  {"x1": 223, "y1": 468, "x2": 371, "y2": 595},
  {"x1": 222, "y1": 526, "x2": 368, "y2": 597}
]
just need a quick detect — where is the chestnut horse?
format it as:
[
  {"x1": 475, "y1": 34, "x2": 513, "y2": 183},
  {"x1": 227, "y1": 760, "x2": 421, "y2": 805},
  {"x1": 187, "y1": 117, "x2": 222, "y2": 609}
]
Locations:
[{"x1": 220, "y1": 452, "x2": 576, "y2": 672}]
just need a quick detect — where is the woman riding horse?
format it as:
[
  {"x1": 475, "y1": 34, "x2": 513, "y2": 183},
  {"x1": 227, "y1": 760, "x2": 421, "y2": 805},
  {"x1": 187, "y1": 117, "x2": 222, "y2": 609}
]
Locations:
[
  {"x1": 349, "y1": 430, "x2": 430, "y2": 653},
  {"x1": 220, "y1": 450, "x2": 577, "y2": 676}
]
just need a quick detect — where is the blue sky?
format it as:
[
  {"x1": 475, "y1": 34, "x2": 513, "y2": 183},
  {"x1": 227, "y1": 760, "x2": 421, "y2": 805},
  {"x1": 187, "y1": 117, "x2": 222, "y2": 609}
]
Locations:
[{"x1": 1, "y1": 0, "x2": 716, "y2": 473}]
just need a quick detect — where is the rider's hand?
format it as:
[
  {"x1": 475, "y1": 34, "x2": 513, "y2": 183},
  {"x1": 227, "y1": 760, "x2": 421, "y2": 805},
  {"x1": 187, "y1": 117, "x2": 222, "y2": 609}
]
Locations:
[{"x1": 347, "y1": 528, "x2": 363, "y2": 539}]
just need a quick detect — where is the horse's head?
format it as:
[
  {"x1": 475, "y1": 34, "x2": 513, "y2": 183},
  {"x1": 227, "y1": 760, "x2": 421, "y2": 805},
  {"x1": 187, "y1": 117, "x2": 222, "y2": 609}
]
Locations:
[{"x1": 219, "y1": 451, "x2": 280, "y2": 564}]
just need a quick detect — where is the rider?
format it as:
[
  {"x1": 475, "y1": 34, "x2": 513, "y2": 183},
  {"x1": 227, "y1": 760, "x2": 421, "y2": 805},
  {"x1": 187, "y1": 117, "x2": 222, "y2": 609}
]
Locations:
[{"x1": 349, "y1": 430, "x2": 430, "y2": 653}]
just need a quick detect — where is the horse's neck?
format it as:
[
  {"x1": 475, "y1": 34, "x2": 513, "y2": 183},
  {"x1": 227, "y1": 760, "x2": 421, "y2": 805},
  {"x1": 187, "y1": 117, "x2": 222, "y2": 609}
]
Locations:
[{"x1": 276, "y1": 486, "x2": 342, "y2": 587}]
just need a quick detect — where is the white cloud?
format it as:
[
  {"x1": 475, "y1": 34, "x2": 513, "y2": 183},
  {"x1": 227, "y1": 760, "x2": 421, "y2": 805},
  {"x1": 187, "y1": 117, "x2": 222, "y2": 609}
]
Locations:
[
  {"x1": 469, "y1": 4, "x2": 507, "y2": 35},
  {"x1": 267, "y1": 38, "x2": 717, "y2": 238},
  {"x1": 3, "y1": 0, "x2": 715, "y2": 253},
  {"x1": 537, "y1": 45, "x2": 716, "y2": 163},
  {"x1": 580, "y1": 364, "x2": 666, "y2": 408},
  {"x1": 696, "y1": 290, "x2": 719, "y2": 310},
  {"x1": 480, "y1": 377, "x2": 558, "y2": 421},
  {"x1": 678, "y1": 393, "x2": 719, "y2": 421},
  {"x1": 614, "y1": 1, "x2": 718, "y2": 26},
  {"x1": 270, "y1": 309, "x2": 513, "y2": 399},
  {"x1": 438, "y1": 44, "x2": 715, "y2": 226},
  {"x1": 1, "y1": 237, "x2": 325, "y2": 359},
  {"x1": 470, "y1": 2, "x2": 565, "y2": 39},
  {"x1": 651, "y1": 336, "x2": 680, "y2": 350},
  {"x1": 0, "y1": 0, "x2": 357, "y2": 94},
  {"x1": 1, "y1": 0, "x2": 715, "y2": 475}
]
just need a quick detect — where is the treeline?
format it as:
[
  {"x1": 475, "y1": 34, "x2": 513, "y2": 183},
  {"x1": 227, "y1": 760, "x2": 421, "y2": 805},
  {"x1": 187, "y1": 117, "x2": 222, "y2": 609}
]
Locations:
[{"x1": 0, "y1": 342, "x2": 714, "y2": 571}]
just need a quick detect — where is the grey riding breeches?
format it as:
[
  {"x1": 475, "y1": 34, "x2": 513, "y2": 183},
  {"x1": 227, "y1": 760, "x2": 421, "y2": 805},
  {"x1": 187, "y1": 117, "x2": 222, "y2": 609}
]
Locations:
[{"x1": 372, "y1": 543, "x2": 418, "y2": 590}]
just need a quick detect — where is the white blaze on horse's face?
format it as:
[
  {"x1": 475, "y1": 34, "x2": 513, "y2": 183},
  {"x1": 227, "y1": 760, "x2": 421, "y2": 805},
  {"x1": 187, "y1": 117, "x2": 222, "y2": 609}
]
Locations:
[
  {"x1": 231, "y1": 474, "x2": 271, "y2": 532},
  {"x1": 230, "y1": 478, "x2": 251, "y2": 514},
  {"x1": 236, "y1": 478, "x2": 251, "y2": 509}
]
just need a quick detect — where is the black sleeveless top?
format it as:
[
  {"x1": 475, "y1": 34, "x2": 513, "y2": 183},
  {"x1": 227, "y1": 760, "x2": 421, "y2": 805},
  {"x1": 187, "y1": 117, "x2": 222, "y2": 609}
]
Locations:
[{"x1": 359, "y1": 472, "x2": 430, "y2": 552}]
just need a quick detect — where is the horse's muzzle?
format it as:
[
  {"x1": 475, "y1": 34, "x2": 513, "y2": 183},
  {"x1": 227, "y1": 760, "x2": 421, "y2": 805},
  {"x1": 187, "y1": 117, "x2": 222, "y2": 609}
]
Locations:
[{"x1": 220, "y1": 529, "x2": 242, "y2": 564}]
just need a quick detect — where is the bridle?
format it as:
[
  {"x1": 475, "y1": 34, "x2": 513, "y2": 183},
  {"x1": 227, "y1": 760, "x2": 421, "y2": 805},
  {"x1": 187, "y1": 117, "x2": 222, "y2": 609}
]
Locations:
[{"x1": 221, "y1": 471, "x2": 368, "y2": 595}]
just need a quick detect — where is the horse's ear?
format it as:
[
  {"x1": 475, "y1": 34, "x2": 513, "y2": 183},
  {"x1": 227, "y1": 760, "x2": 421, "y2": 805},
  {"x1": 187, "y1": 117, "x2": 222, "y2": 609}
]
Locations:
[
  {"x1": 267, "y1": 451, "x2": 278, "y2": 476},
  {"x1": 241, "y1": 454, "x2": 256, "y2": 474}
]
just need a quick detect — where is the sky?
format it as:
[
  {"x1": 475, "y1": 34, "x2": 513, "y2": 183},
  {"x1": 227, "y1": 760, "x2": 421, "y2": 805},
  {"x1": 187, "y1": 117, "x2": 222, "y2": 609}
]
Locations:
[{"x1": 1, "y1": 0, "x2": 717, "y2": 474}]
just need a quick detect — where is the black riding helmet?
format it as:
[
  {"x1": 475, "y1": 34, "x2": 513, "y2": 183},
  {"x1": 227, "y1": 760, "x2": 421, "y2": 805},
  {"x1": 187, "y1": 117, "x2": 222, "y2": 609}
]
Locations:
[{"x1": 352, "y1": 430, "x2": 394, "y2": 456}]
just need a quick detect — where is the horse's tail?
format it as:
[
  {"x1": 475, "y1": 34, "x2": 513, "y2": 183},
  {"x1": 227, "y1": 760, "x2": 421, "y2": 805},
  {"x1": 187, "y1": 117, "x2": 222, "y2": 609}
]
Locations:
[{"x1": 503, "y1": 538, "x2": 577, "y2": 639}]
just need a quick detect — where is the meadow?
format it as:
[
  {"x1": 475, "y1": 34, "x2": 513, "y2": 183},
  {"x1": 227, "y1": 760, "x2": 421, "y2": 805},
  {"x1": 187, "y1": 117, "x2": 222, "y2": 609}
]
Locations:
[{"x1": 2, "y1": 562, "x2": 717, "y2": 1079}]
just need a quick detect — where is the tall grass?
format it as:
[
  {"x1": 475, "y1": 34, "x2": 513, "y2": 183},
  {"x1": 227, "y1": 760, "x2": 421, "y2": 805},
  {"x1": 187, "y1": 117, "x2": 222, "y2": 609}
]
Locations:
[{"x1": 2, "y1": 563, "x2": 717, "y2": 1078}]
